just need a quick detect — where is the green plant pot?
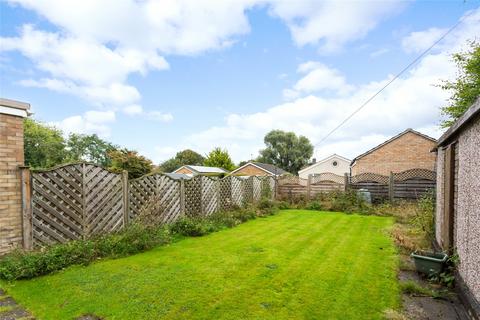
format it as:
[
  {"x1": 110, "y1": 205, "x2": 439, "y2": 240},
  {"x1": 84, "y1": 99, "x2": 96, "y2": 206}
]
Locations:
[{"x1": 411, "y1": 251, "x2": 448, "y2": 276}]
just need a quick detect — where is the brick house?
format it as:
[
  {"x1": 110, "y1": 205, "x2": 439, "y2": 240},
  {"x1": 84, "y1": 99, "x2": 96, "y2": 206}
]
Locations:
[
  {"x1": 350, "y1": 129, "x2": 437, "y2": 176},
  {"x1": 0, "y1": 98, "x2": 30, "y2": 255},
  {"x1": 173, "y1": 165, "x2": 229, "y2": 177},
  {"x1": 434, "y1": 98, "x2": 480, "y2": 319},
  {"x1": 230, "y1": 162, "x2": 287, "y2": 177}
]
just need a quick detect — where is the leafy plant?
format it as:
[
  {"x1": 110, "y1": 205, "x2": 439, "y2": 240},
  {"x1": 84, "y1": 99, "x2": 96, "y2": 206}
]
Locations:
[
  {"x1": 257, "y1": 130, "x2": 313, "y2": 174},
  {"x1": 439, "y1": 41, "x2": 480, "y2": 128},
  {"x1": 306, "y1": 200, "x2": 322, "y2": 211},
  {"x1": 0, "y1": 224, "x2": 171, "y2": 281},
  {"x1": 411, "y1": 192, "x2": 435, "y2": 242},
  {"x1": 203, "y1": 147, "x2": 236, "y2": 171}
]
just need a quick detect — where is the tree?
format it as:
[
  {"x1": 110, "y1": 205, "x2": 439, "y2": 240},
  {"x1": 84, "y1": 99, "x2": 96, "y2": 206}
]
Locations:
[
  {"x1": 107, "y1": 149, "x2": 154, "y2": 178},
  {"x1": 258, "y1": 130, "x2": 313, "y2": 174},
  {"x1": 66, "y1": 133, "x2": 118, "y2": 166},
  {"x1": 440, "y1": 41, "x2": 480, "y2": 128},
  {"x1": 24, "y1": 118, "x2": 68, "y2": 168},
  {"x1": 203, "y1": 147, "x2": 236, "y2": 171},
  {"x1": 159, "y1": 149, "x2": 205, "y2": 172}
]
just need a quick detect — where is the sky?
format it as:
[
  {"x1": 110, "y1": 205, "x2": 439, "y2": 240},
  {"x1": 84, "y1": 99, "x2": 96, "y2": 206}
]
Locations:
[{"x1": 1, "y1": 0, "x2": 479, "y2": 165}]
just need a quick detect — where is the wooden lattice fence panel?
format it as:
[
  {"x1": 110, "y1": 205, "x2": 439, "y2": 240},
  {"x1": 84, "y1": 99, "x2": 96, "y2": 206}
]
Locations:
[
  {"x1": 311, "y1": 173, "x2": 345, "y2": 185},
  {"x1": 156, "y1": 176, "x2": 181, "y2": 223},
  {"x1": 185, "y1": 176, "x2": 201, "y2": 217},
  {"x1": 350, "y1": 173, "x2": 389, "y2": 203},
  {"x1": 393, "y1": 169, "x2": 436, "y2": 200},
  {"x1": 252, "y1": 177, "x2": 262, "y2": 202},
  {"x1": 243, "y1": 177, "x2": 254, "y2": 203},
  {"x1": 218, "y1": 176, "x2": 233, "y2": 211},
  {"x1": 201, "y1": 177, "x2": 218, "y2": 216},
  {"x1": 231, "y1": 177, "x2": 245, "y2": 206},
  {"x1": 84, "y1": 165, "x2": 124, "y2": 237},
  {"x1": 260, "y1": 177, "x2": 274, "y2": 199},
  {"x1": 31, "y1": 164, "x2": 84, "y2": 247},
  {"x1": 129, "y1": 174, "x2": 159, "y2": 221},
  {"x1": 31, "y1": 163, "x2": 125, "y2": 247},
  {"x1": 278, "y1": 175, "x2": 308, "y2": 186}
]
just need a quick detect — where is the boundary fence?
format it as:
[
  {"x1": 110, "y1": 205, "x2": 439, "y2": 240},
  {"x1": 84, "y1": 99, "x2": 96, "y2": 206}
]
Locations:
[
  {"x1": 17, "y1": 163, "x2": 435, "y2": 250},
  {"x1": 277, "y1": 168, "x2": 436, "y2": 203},
  {"x1": 21, "y1": 163, "x2": 275, "y2": 249}
]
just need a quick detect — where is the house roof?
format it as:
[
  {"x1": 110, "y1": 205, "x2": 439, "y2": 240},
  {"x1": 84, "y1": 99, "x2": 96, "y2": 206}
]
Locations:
[
  {"x1": 437, "y1": 97, "x2": 480, "y2": 148},
  {"x1": 230, "y1": 161, "x2": 287, "y2": 176},
  {"x1": 164, "y1": 173, "x2": 192, "y2": 180},
  {"x1": 351, "y1": 128, "x2": 437, "y2": 165},
  {"x1": 298, "y1": 154, "x2": 350, "y2": 174},
  {"x1": 174, "y1": 165, "x2": 229, "y2": 174},
  {"x1": 0, "y1": 98, "x2": 32, "y2": 117}
]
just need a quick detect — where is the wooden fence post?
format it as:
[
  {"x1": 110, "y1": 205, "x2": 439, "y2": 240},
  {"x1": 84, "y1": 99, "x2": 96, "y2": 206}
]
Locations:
[
  {"x1": 344, "y1": 173, "x2": 349, "y2": 191},
  {"x1": 306, "y1": 175, "x2": 312, "y2": 201},
  {"x1": 180, "y1": 178, "x2": 186, "y2": 216},
  {"x1": 122, "y1": 170, "x2": 129, "y2": 226},
  {"x1": 199, "y1": 176, "x2": 204, "y2": 216},
  {"x1": 20, "y1": 166, "x2": 33, "y2": 250},
  {"x1": 388, "y1": 172, "x2": 394, "y2": 204}
]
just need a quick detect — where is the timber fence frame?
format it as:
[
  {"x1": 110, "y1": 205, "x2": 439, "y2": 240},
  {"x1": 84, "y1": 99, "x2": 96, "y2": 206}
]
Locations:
[
  {"x1": 17, "y1": 163, "x2": 434, "y2": 251},
  {"x1": 277, "y1": 168, "x2": 436, "y2": 203},
  {"x1": 20, "y1": 163, "x2": 276, "y2": 249}
]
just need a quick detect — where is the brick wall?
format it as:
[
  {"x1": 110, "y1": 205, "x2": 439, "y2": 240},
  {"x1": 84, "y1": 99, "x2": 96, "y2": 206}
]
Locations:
[
  {"x1": 0, "y1": 113, "x2": 25, "y2": 254},
  {"x1": 232, "y1": 164, "x2": 270, "y2": 176},
  {"x1": 175, "y1": 167, "x2": 194, "y2": 175},
  {"x1": 351, "y1": 131, "x2": 437, "y2": 176}
]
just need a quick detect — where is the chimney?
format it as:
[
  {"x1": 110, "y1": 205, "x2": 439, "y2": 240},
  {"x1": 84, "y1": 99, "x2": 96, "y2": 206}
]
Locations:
[{"x1": 312, "y1": 158, "x2": 316, "y2": 164}]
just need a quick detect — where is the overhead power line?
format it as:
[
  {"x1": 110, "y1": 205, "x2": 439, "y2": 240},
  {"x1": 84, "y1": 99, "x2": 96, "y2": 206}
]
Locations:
[{"x1": 314, "y1": 9, "x2": 475, "y2": 148}]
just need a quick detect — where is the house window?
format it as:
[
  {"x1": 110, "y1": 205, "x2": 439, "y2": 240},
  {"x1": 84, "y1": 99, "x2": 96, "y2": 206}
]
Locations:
[{"x1": 332, "y1": 161, "x2": 338, "y2": 167}]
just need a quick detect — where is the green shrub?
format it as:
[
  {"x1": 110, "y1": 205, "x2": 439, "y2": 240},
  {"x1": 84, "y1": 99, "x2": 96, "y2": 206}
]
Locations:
[
  {"x1": 411, "y1": 192, "x2": 435, "y2": 242},
  {"x1": 329, "y1": 190, "x2": 371, "y2": 214},
  {"x1": 306, "y1": 200, "x2": 322, "y2": 211},
  {"x1": 170, "y1": 218, "x2": 211, "y2": 237},
  {"x1": 0, "y1": 224, "x2": 171, "y2": 281},
  {"x1": 276, "y1": 201, "x2": 291, "y2": 210},
  {"x1": 257, "y1": 198, "x2": 278, "y2": 216}
]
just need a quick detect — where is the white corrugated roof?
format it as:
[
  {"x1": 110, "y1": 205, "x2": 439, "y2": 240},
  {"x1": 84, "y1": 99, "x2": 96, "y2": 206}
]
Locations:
[{"x1": 188, "y1": 165, "x2": 228, "y2": 173}]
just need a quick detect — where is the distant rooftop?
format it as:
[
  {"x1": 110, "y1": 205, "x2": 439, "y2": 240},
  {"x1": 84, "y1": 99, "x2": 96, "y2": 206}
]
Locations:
[
  {"x1": 187, "y1": 165, "x2": 229, "y2": 173},
  {"x1": 173, "y1": 165, "x2": 229, "y2": 175}
]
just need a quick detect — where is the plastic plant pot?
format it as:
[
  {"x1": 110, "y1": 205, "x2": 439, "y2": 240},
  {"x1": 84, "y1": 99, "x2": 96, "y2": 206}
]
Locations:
[{"x1": 410, "y1": 251, "x2": 448, "y2": 276}]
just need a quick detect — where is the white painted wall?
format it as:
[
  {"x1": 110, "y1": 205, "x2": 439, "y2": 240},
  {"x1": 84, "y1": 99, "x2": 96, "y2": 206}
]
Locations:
[{"x1": 299, "y1": 155, "x2": 350, "y2": 179}]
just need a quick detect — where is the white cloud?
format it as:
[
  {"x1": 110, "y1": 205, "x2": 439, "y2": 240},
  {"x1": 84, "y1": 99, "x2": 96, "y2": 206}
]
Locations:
[
  {"x1": 268, "y1": 1, "x2": 405, "y2": 52},
  {"x1": 53, "y1": 110, "x2": 116, "y2": 138},
  {"x1": 370, "y1": 48, "x2": 390, "y2": 58},
  {"x1": 159, "y1": 8, "x2": 480, "y2": 163},
  {"x1": 147, "y1": 111, "x2": 174, "y2": 122},
  {"x1": 402, "y1": 27, "x2": 448, "y2": 54},
  {"x1": 123, "y1": 104, "x2": 143, "y2": 116},
  {"x1": 402, "y1": 8, "x2": 480, "y2": 54},
  {"x1": 284, "y1": 61, "x2": 354, "y2": 99},
  {"x1": 121, "y1": 105, "x2": 173, "y2": 122}
]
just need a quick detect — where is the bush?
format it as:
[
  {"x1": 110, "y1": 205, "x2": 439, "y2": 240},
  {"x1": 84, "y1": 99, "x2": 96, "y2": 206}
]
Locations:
[
  {"x1": 170, "y1": 218, "x2": 212, "y2": 237},
  {"x1": 411, "y1": 192, "x2": 435, "y2": 242},
  {"x1": 329, "y1": 190, "x2": 370, "y2": 214},
  {"x1": 306, "y1": 200, "x2": 322, "y2": 211},
  {"x1": 0, "y1": 224, "x2": 171, "y2": 281}
]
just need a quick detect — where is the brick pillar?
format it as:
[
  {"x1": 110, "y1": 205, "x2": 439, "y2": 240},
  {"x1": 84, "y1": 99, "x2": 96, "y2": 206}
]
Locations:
[{"x1": 0, "y1": 98, "x2": 30, "y2": 255}]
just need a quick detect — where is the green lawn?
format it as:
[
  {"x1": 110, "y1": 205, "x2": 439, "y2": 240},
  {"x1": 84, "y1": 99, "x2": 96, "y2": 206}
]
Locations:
[{"x1": 1, "y1": 210, "x2": 400, "y2": 319}]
